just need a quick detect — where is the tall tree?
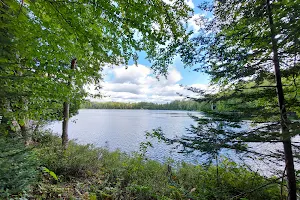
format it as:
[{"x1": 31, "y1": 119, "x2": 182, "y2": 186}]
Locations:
[
  {"x1": 151, "y1": 0, "x2": 299, "y2": 198},
  {"x1": 0, "y1": 0, "x2": 192, "y2": 145}
]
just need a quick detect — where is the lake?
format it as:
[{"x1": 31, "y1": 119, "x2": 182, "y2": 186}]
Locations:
[
  {"x1": 47, "y1": 109, "x2": 207, "y2": 163},
  {"x1": 46, "y1": 109, "x2": 289, "y2": 175}
]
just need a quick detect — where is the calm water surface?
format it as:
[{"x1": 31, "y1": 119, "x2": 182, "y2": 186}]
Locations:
[
  {"x1": 47, "y1": 109, "x2": 291, "y2": 175},
  {"x1": 47, "y1": 109, "x2": 206, "y2": 163}
]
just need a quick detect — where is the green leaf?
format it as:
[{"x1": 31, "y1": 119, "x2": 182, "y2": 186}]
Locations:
[
  {"x1": 42, "y1": 167, "x2": 58, "y2": 181},
  {"x1": 18, "y1": 119, "x2": 25, "y2": 126}
]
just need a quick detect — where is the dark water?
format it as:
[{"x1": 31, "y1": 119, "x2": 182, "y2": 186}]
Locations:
[{"x1": 46, "y1": 109, "x2": 293, "y2": 176}]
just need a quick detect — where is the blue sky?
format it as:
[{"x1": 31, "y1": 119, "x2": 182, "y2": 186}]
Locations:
[
  {"x1": 128, "y1": 51, "x2": 210, "y2": 86},
  {"x1": 95, "y1": 0, "x2": 211, "y2": 103}
]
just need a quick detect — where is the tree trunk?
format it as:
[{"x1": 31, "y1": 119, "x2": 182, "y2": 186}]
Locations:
[
  {"x1": 62, "y1": 102, "x2": 69, "y2": 150},
  {"x1": 20, "y1": 121, "x2": 30, "y2": 146},
  {"x1": 61, "y1": 58, "x2": 76, "y2": 150},
  {"x1": 266, "y1": 0, "x2": 297, "y2": 199}
]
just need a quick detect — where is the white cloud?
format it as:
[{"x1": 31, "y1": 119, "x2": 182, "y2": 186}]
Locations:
[
  {"x1": 90, "y1": 64, "x2": 208, "y2": 103},
  {"x1": 187, "y1": 14, "x2": 205, "y2": 33},
  {"x1": 190, "y1": 84, "x2": 209, "y2": 90},
  {"x1": 103, "y1": 83, "x2": 144, "y2": 94},
  {"x1": 166, "y1": 67, "x2": 182, "y2": 83},
  {"x1": 185, "y1": 0, "x2": 195, "y2": 9},
  {"x1": 163, "y1": 0, "x2": 194, "y2": 8},
  {"x1": 112, "y1": 65, "x2": 150, "y2": 84}
]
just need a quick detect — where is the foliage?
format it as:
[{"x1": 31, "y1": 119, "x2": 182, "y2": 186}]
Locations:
[
  {"x1": 176, "y1": 160, "x2": 282, "y2": 200},
  {"x1": 153, "y1": 0, "x2": 300, "y2": 166},
  {"x1": 81, "y1": 100, "x2": 209, "y2": 111},
  {"x1": 0, "y1": 132, "x2": 284, "y2": 199},
  {"x1": 29, "y1": 133, "x2": 283, "y2": 199},
  {"x1": 35, "y1": 132, "x2": 102, "y2": 178},
  {"x1": 97, "y1": 151, "x2": 283, "y2": 199},
  {"x1": 151, "y1": 0, "x2": 300, "y2": 196},
  {"x1": 0, "y1": 136, "x2": 39, "y2": 198},
  {"x1": 42, "y1": 167, "x2": 58, "y2": 181},
  {"x1": 0, "y1": 0, "x2": 192, "y2": 138}
]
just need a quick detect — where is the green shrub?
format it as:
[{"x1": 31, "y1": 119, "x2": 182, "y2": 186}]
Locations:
[
  {"x1": 31, "y1": 132, "x2": 284, "y2": 199},
  {"x1": 91, "y1": 149, "x2": 283, "y2": 199},
  {"x1": 176, "y1": 160, "x2": 283, "y2": 200},
  {"x1": 35, "y1": 132, "x2": 102, "y2": 179},
  {"x1": 0, "y1": 136, "x2": 38, "y2": 198}
]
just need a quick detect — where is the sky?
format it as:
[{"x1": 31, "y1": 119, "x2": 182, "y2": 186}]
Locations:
[{"x1": 94, "y1": 0, "x2": 211, "y2": 103}]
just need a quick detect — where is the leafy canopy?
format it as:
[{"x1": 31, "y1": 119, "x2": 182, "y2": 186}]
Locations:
[
  {"x1": 150, "y1": 0, "x2": 300, "y2": 164},
  {"x1": 0, "y1": 0, "x2": 192, "y2": 127}
]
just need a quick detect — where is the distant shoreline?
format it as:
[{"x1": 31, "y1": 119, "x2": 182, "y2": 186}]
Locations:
[
  {"x1": 81, "y1": 107, "x2": 199, "y2": 111},
  {"x1": 81, "y1": 100, "x2": 208, "y2": 111}
]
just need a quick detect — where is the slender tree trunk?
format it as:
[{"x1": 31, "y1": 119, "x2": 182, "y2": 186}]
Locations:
[
  {"x1": 266, "y1": 1, "x2": 297, "y2": 199},
  {"x1": 20, "y1": 121, "x2": 30, "y2": 146},
  {"x1": 62, "y1": 102, "x2": 69, "y2": 149},
  {"x1": 61, "y1": 58, "x2": 76, "y2": 150},
  {"x1": 18, "y1": 95, "x2": 31, "y2": 145}
]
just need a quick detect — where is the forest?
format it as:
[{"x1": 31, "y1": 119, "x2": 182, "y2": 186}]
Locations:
[
  {"x1": 1, "y1": 0, "x2": 299, "y2": 199},
  {"x1": 81, "y1": 100, "x2": 208, "y2": 111}
]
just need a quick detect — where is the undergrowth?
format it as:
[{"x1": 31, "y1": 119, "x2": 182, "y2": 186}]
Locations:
[{"x1": 0, "y1": 132, "x2": 285, "y2": 199}]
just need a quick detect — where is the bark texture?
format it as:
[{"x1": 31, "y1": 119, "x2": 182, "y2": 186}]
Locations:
[
  {"x1": 62, "y1": 102, "x2": 69, "y2": 150},
  {"x1": 61, "y1": 58, "x2": 76, "y2": 150},
  {"x1": 266, "y1": 0, "x2": 297, "y2": 199}
]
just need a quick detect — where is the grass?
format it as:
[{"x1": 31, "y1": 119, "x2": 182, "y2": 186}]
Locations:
[{"x1": 0, "y1": 131, "x2": 285, "y2": 199}]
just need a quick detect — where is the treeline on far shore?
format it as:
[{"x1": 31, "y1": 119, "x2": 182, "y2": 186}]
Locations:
[{"x1": 81, "y1": 100, "x2": 210, "y2": 111}]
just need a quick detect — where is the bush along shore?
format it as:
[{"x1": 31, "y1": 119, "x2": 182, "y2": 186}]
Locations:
[{"x1": 0, "y1": 132, "x2": 285, "y2": 200}]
